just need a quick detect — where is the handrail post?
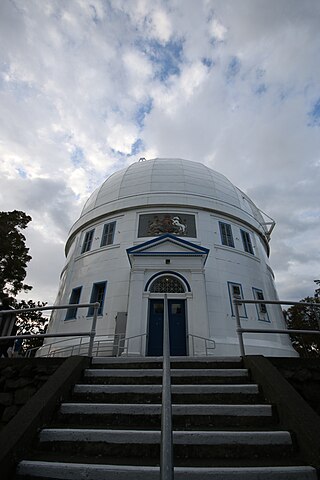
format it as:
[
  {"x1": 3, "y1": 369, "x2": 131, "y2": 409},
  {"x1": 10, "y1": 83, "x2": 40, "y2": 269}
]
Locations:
[
  {"x1": 160, "y1": 293, "x2": 174, "y2": 480},
  {"x1": 88, "y1": 302, "x2": 100, "y2": 357},
  {"x1": 234, "y1": 298, "x2": 245, "y2": 357}
]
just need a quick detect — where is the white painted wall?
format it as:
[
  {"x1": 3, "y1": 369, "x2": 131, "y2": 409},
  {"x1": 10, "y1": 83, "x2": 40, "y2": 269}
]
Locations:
[{"x1": 40, "y1": 159, "x2": 297, "y2": 357}]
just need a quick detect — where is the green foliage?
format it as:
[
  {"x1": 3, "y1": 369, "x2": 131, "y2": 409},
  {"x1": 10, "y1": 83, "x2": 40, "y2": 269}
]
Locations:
[
  {"x1": 0, "y1": 211, "x2": 48, "y2": 356},
  {"x1": 0, "y1": 210, "x2": 32, "y2": 297},
  {"x1": 284, "y1": 280, "x2": 320, "y2": 358},
  {"x1": 13, "y1": 299, "x2": 48, "y2": 353}
]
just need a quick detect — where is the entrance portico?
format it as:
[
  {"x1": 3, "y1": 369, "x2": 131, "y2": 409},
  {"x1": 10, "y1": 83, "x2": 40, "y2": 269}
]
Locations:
[{"x1": 126, "y1": 234, "x2": 210, "y2": 356}]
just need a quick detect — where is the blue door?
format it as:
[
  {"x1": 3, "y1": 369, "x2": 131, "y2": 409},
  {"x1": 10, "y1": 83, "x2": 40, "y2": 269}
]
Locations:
[{"x1": 147, "y1": 299, "x2": 187, "y2": 356}]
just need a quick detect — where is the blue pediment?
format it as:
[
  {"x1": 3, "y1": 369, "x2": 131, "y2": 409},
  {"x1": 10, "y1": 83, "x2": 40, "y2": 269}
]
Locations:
[{"x1": 127, "y1": 234, "x2": 209, "y2": 262}]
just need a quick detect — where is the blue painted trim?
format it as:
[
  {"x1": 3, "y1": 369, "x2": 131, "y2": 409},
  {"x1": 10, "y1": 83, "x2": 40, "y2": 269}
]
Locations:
[
  {"x1": 133, "y1": 252, "x2": 203, "y2": 256},
  {"x1": 65, "y1": 286, "x2": 82, "y2": 321},
  {"x1": 127, "y1": 233, "x2": 209, "y2": 255},
  {"x1": 145, "y1": 271, "x2": 191, "y2": 292},
  {"x1": 252, "y1": 287, "x2": 270, "y2": 322},
  {"x1": 87, "y1": 280, "x2": 107, "y2": 317},
  {"x1": 227, "y1": 281, "x2": 247, "y2": 318}
]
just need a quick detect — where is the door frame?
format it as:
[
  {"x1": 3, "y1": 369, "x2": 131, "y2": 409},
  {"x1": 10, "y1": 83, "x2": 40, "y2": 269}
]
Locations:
[{"x1": 146, "y1": 294, "x2": 189, "y2": 356}]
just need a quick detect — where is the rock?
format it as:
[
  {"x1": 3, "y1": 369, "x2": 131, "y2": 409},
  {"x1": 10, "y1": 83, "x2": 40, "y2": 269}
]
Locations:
[
  {"x1": 20, "y1": 364, "x2": 34, "y2": 376},
  {"x1": 302, "y1": 383, "x2": 320, "y2": 401},
  {"x1": 14, "y1": 386, "x2": 37, "y2": 405},
  {"x1": 280, "y1": 368, "x2": 295, "y2": 379},
  {"x1": 2, "y1": 405, "x2": 18, "y2": 422},
  {"x1": 293, "y1": 368, "x2": 312, "y2": 382},
  {"x1": 311, "y1": 370, "x2": 320, "y2": 381},
  {"x1": 6, "y1": 377, "x2": 33, "y2": 389},
  {"x1": 1, "y1": 366, "x2": 16, "y2": 378},
  {"x1": 0, "y1": 392, "x2": 13, "y2": 406}
]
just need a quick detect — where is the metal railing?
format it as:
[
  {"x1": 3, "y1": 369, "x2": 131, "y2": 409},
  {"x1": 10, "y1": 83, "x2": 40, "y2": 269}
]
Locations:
[
  {"x1": 14, "y1": 331, "x2": 149, "y2": 358},
  {"x1": 0, "y1": 302, "x2": 100, "y2": 357},
  {"x1": 188, "y1": 333, "x2": 216, "y2": 356},
  {"x1": 160, "y1": 293, "x2": 174, "y2": 480},
  {"x1": 233, "y1": 298, "x2": 320, "y2": 356}
]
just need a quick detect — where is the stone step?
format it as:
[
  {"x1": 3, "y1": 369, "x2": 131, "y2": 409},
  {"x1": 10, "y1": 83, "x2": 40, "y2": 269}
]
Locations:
[
  {"x1": 74, "y1": 383, "x2": 259, "y2": 394},
  {"x1": 72, "y1": 383, "x2": 262, "y2": 404},
  {"x1": 85, "y1": 368, "x2": 249, "y2": 377},
  {"x1": 39, "y1": 428, "x2": 292, "y2": 445},
  {"x1": 37, "y1": 428, "x2": 294, "y2": 459},
  {"x1": 57, "y1": 402, "x2": 276, "y2": 429},
  {"x1": 16, "y1": 461, "x2": 318, "y2": 480},
  {"x1": 60, "y1": 402, "x2": 272, "y2": 416},
  {"x1": 83, "y1": 368, "x2": 250, "y2": 385},
  {"x1": 91, "y1": 356, "x2": 243, "y2": 370}
]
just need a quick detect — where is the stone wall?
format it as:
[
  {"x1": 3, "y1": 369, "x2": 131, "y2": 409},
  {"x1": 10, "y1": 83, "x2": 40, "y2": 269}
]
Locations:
[
  {"x1": 270, "y1": 357, "x2": 320, "y2": 417},
  {"x1": 0, "y1": 358, "x2": 64, "y2": 428}
]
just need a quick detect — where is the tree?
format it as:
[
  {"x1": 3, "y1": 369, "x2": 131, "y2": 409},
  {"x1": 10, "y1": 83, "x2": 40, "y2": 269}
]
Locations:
[
  {"x1": 284, "y1": 280, "x2": 320, "y2": 357},
  {"x1": 13, "y1": 299, "x2": 48, "y2": 354},
  {"x1": 0, "y1": 211, "x2": 48, "y2": 355},
  {"x1": 0, "y1": 210, "x2": 32, "y2": 297}
]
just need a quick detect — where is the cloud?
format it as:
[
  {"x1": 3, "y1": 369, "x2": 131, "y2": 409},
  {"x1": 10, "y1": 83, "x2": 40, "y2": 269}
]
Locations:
[{"x1": 0, "y1": 0, "x2": 319, "y2": 305}]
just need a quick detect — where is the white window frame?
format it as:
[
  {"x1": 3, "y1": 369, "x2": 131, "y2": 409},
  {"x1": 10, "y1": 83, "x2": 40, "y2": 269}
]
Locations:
[
  {"x1": 240, "y1": 229, "x2": 254, "y2": 255},
  {"x1": 228, "y1": 282, "x2": 247, "y2": 318},
  {"x1": 252, "y1": 287, "x2": 270, "y2": 322},
  {"x1": 81, "y1": 229, "x2": 94, "y2": 254},
  {"x1": 101, "y1": 221, "x2": 116, "y2": 247},
  {"x1": 219, "y1": 222, "x2": 235, "y2": 248}
]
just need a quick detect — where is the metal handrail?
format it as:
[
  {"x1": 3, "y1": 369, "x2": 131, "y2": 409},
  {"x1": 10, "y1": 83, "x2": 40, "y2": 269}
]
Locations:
[
  {"x1": 26, "y1": 334, "x2": 90, "y2": 357},
  {"x1": 188, "y1": 333, "x2": 216, "y2": 356},
  {"x1": 160, "y1": 293, "x2": 174, "y2": 480},
  {"x1": 26, "y1": 332, "x2": 148, "y2": 358},
  {"x1": 0, "y1": 302, "x2": 100, "y2": 357},
  {"x1": 233, "y1": 298, "x2": 320, "y2": 356}
]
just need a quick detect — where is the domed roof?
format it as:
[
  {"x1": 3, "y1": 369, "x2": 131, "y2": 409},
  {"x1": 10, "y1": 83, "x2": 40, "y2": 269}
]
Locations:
[{"x1": 69, "y1": 158, "x2": 272, "y2": 244}]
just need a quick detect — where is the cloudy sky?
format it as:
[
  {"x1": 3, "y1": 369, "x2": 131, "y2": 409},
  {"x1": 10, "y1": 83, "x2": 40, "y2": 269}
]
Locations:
[{"x1": 1, "y1": 0, "x2": 319, "y2": 305}]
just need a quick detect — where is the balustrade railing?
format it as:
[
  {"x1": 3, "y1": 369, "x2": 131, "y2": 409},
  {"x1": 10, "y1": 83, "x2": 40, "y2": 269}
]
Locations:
[
  {"x1": 233, "y1": 298, "x2": 320, "y2": 356},
  {"x1": 188, "y1": 333, "x2": 216, "y2": 356},
  {"x1": 0, "y1": 302, "x2": 99, "y2": 356}
]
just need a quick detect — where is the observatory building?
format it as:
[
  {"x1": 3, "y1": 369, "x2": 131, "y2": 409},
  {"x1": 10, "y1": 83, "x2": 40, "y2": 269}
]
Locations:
[{"x1": 42, "y1": 158, "x2": 296, "y2": 357}]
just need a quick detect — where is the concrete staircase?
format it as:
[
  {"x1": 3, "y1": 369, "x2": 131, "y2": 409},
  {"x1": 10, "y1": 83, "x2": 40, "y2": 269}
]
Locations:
[{"x1": 16, "y1": 357, "x2": 317, "y2": 479}]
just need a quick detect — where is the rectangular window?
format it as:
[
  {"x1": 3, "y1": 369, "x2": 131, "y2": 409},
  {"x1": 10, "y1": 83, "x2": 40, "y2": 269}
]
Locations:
[
  {"x1": 101, "y1": 221, "x2": 116, "y2": 247},
  {"x1": 219, "y1": 222, "x2": 235, "y2": 248},
  {"x1": 88, "y1": 281, "x2": 107, "y2": 316},
  {"x1": 228, "y1": 282, "x2": 247, "y2": 318},
  {"x1": 65, "y1": 287, "x2": 82, "y2": 320},
  {"x1": 81, "y1": 229, "x2": 94, "y2": 254},
  {"x1": 241, "y1": 229, "x2": 254, "y2": 255},
  {"x1": 252, "y1": 288, "x2": 269, "y2": 321}
]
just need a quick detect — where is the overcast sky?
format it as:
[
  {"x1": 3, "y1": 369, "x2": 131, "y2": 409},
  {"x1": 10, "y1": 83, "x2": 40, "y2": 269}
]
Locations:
[{"x1": 1, "y1": 0, "x2": 319, "y2": 305}]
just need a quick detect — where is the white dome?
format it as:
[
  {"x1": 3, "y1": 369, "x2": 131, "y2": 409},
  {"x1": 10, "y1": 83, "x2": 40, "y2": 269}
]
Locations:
[{"x1": 68, "y1": 158, "x2": 271, "y2": 247}]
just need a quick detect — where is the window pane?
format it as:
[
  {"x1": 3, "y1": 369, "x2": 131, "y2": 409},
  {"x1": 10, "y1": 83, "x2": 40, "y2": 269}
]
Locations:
[
  {"x1": 88, "y1": 282, "x2": 107, "y2": 316},
  {"x1": 153, "y1": 303, "x2": 164, "y2": 314},
  {"x1": 241, "y1": 230, "x2": 254, "y2": 255},
  {"x1": 65, "y1": 287, "x2": 82, "y2": 320},
  {"x1": 81, "y1": 229, "x2": 94, "y2": 253},
  {"x1": 253, "y1": 288, "x2": 268, "y2": 316},
  {"x1": 228, "y1": 282, "x2": 246, "y2": 318},
  {"x1": 101, "y1": 222, "x2": 116, "y2": 247},
  {"x1": 150, "y1": 276, "x2": 185, "y2": 293},
  {"x1": 232, "y1": 285, "x2": 241, "y2": 296},
  {"x1": 171, "y1": 303, "x2": 182, "y2": 314},
  {"x1": 219, "y1": 222, "x2": 234, "y2": 248}
]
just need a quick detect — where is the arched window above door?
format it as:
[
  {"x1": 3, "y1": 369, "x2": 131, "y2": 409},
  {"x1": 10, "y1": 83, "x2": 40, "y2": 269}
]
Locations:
[{"x1": 149, "y1": 275, "x2": 185, "y2": 293}]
